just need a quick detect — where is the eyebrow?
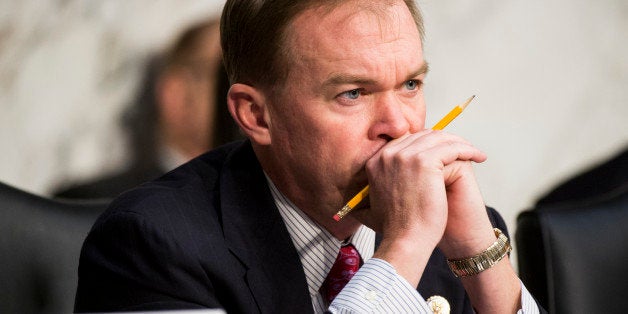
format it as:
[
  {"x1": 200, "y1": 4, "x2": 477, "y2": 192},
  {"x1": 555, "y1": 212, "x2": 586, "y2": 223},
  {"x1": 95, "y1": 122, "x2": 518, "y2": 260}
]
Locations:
[
  {"x1": 407, "y1": 62, "x2": 429, "y2": 81},
  {"x1": 323, "y1": 61, "x2": 430, "y2": 87}
]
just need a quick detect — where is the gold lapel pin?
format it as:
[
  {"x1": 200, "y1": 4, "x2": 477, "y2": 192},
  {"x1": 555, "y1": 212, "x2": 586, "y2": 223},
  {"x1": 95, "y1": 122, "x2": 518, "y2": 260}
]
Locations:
[{"x1": 427, "y1": 295, "x2": 450, "y2": 314}]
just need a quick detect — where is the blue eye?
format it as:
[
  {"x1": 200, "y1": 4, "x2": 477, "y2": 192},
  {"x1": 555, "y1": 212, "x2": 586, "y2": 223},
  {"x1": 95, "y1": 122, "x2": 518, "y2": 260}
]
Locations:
[
  {"x1": 340, "y1": 89, "x2": 361, "y2": 100},
  {"x1": 404, "y1": 80, "x2": 420, "y2": 90}
]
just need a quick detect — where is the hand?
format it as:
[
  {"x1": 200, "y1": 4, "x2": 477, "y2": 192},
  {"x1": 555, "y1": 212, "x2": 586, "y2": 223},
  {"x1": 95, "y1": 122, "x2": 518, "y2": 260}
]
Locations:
[
  {"x1": 353, "y1": 130, "x2": 487, "y2": 286},
  {"x1": 353, "y1": 130, "x2": 522, "y2": 312},
  {"x1": 359, "y1": 130, "x2": 486, "y2": 241},
  {"x1": 439, "y1": 160, "x2": 497, "y2": 258}
]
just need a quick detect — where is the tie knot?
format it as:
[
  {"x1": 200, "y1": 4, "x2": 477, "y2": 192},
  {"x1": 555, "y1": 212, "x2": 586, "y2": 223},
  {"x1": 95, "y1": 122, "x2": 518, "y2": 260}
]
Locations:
[
  {"x1": 321, "y1": 243, "x2": 362, "y2": 304},
  {"x1": 339, "y1": 243, "x2": 361, "y2": 267}
]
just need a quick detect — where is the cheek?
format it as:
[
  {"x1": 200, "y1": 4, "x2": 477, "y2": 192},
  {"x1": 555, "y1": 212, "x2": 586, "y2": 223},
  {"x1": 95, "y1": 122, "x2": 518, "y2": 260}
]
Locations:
[
  {"x1": 286, "y1": 115, "x2": 355, "y2": 167},
  {"x1": 317, "y1": 123, "x2": 368, "y2": 167},
  {"x1": 409, "y1": 112, "x2": 425, "y2": 132},
  {"x1": 405, "y1": 99, "x2": 426, "y2": 132}
]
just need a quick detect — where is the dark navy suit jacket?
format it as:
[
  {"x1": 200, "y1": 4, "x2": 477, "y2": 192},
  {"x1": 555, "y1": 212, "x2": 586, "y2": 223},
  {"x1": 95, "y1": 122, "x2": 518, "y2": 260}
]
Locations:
[{"x1": 74, "y1": 140, "x2": 526, "y2": 313}]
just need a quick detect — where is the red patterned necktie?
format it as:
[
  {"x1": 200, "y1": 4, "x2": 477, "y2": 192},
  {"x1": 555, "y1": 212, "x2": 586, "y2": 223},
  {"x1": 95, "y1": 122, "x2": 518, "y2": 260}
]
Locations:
[{"x1": 321, "y1": 243, "x2": 362, "y2": 304}]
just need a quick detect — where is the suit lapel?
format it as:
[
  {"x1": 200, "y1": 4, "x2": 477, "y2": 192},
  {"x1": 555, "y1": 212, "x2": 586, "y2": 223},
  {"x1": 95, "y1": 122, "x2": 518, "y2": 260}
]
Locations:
[{"x1": 219, "y1": 142, "x2": 313, "y2": 313}]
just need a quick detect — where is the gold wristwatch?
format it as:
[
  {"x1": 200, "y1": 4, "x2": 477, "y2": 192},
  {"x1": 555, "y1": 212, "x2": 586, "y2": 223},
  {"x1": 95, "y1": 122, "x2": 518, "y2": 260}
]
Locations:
[{"x1": 446, "y1": 228, "x2": 512, "y2": 277}]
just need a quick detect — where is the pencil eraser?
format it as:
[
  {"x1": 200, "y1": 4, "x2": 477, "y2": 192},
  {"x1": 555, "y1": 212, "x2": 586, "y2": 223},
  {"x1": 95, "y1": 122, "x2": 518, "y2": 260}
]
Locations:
[{"x1": 333, "y1": 214, "x2": 341, "y2": 221}]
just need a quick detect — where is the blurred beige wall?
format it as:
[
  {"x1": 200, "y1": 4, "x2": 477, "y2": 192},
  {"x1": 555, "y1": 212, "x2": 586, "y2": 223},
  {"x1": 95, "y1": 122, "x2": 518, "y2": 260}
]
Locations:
[
  {"x1": 0, "y1": 0, "x2": 224, "y2": 195},
  {"x1": 0, "y1": 0, "x2": 626, "y2": 266},
  {"x1": 420, "y1": 0, "x2": 627, "y2": 258}
]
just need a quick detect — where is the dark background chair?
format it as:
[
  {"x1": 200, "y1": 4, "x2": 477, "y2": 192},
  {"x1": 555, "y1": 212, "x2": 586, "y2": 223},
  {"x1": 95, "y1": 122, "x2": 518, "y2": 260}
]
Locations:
[
  {"x1": 516, "y1": 184, "x2": 628, "y2": 314},
  {"x1": 0, "y1": 181, "x2": 109, "y2": 314}
]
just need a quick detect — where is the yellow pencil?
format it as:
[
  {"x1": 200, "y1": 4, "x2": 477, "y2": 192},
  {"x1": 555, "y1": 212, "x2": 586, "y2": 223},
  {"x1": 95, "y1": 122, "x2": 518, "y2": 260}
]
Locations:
[{"x1": 333, "y1": 95, "x2": 476, "y2": 221}]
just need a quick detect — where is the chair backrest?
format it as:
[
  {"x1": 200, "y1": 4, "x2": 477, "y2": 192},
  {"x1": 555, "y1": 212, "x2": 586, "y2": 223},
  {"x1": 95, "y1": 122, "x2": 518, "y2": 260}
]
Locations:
[
  {"x1": 0, "y1": 181, "x2": 109, "y2": 314},
  {"x1": 516, "y1": 184, "x2": 628, "y2": 314}
]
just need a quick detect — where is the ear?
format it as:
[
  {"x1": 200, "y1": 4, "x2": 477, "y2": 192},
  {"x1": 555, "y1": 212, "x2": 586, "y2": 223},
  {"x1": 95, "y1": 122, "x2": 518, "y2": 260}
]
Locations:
[{"x1": 227, "y1": 83, "x2": 272, "y2": 145}]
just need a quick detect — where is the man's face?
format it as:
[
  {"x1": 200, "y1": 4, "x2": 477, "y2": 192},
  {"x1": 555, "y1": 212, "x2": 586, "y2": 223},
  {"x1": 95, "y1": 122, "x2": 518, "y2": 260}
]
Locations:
[{"x1": 263, "y1": 0, "x2": 427, "y2": 216}]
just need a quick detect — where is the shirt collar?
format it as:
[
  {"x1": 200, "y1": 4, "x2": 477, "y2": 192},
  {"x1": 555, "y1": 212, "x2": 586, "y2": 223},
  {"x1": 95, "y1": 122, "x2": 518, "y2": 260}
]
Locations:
[{"x1": 265, "y1": 176, "x2": 375, "y2": 298}]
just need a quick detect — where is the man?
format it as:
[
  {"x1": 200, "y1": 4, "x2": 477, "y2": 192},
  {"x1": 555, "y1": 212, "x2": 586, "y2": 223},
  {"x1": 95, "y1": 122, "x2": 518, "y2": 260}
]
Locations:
[
  {"x1": 54, "y1": 20, "x2": 241, "y2": 200},
  {"x1": 75, "y1": 0, "x2": 544, "y2": 313}
]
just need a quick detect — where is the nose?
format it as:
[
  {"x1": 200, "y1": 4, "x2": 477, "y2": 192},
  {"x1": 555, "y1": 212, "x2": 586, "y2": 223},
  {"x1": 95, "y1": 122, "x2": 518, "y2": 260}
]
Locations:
[{"x1": 368, "y1": 93, "x2": 410, "y2": 141}]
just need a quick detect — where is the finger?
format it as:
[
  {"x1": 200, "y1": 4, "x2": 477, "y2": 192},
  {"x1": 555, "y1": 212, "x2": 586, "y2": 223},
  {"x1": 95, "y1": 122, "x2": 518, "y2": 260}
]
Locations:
[
  {"x1": 372, "y1": 135, "x2": 485, "y2": 173},
  {"x1": 418, "y1": 140, "x2": 487, "y2": 166},
  {"x1": 379, "y1": 130, "x2": 476, "y2": 160}
]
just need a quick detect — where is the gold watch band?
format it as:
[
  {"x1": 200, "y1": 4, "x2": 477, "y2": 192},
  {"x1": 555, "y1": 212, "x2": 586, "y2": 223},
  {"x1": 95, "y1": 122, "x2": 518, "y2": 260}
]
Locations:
[{"x1": 446, "y1": 228, "x2": 512, "y2": 277}]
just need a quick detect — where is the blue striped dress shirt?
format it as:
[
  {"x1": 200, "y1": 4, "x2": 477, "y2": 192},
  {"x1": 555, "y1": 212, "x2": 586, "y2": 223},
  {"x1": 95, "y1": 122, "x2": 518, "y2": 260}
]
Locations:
[{"x1": 267, "y1": 177, "x2": 539, "y2": 313}]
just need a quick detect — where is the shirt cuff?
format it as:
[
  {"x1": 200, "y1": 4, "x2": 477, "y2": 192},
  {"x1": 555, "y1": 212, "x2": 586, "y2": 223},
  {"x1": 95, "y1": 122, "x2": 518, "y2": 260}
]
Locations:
[
  {"x1": 518, "y1": 280, "x2": 541, "y2": 314},
  {"x1": 329, "y1": 259, "x2": 542, "y2": 314},
  {"x1": 328, "y1": 258, "x2": 432, "y2": 313}
]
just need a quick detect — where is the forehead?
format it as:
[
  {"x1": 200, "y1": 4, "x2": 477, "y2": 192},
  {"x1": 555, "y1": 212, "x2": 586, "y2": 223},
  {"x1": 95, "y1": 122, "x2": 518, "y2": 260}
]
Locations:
[{"x1": 284, "y1": 0, "x2": 423, "y2": 77}]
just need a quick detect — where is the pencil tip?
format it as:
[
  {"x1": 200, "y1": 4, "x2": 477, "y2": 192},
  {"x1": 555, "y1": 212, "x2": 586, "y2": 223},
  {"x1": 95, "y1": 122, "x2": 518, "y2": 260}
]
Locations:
[{"x1": 461, "y1": 95, "x2": 475, "y2": 110}]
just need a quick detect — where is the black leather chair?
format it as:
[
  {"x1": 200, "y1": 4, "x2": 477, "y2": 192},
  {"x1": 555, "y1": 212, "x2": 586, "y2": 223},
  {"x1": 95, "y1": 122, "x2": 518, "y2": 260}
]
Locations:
[
  {"x1": 516, "y1": 184, "x2": 628, "y2": 314},
  {"x1": 0, "y1": 181, "x2": 109, "y2": 314}
]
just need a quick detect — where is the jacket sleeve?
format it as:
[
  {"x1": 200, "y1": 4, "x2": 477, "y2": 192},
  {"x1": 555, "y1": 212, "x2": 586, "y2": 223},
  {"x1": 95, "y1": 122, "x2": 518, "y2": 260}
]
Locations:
[{"x1": 74, "y1": 196, "x2": 222, "y2": 312}]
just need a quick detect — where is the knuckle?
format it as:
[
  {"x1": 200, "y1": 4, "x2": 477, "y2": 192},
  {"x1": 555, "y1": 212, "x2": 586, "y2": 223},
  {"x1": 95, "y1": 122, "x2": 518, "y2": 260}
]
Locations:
[{"x1": 379, "y1": 149, "x2": 396, "y2": 163}]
